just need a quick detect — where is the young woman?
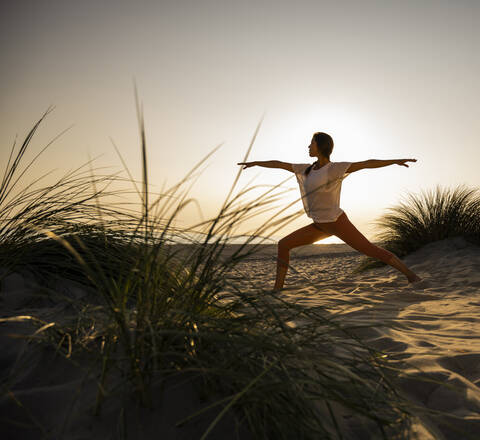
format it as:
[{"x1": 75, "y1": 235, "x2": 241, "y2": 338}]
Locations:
[{"x1": 238, "y1": 132, "x2": 421, "y2": 290}]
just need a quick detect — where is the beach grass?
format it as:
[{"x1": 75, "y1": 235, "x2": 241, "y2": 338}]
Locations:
[
  {"x1": 357, "y1": 185, "x2": 480, "y2": 272},
  {"x1": 0, "y1": 107, "x2": 425, "y2": 439}
]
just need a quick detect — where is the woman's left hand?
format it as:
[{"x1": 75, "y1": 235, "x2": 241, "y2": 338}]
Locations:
[{"x1": 396, "y1": 159, "x2": 417, "y2": 167}]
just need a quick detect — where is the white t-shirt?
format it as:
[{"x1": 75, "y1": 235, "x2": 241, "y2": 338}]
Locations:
[{"x1": 292, "y1": 161, "x2": 352, "y2": 223}]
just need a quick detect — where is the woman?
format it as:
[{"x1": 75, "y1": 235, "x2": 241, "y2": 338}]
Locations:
[{"x1": 238, "y1": 132, "x2": 421, "y2": 290}]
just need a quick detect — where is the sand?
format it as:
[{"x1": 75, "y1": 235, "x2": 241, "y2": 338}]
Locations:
[
  {"x1": 222, "y1": 237, "x2": 480, "y2": 438},
  {"x1": 1, "y1": 237, "x2": 480, "y2": 439}
]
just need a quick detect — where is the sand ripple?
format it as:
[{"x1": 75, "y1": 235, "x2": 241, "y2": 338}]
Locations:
[{"x1": 227, "y1": 237, "x2": 480, "y2": 438}]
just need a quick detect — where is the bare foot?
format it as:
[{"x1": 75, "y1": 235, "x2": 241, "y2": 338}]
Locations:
[
  {"x1": 408, "y1": 274, "x2": 422, "y2": 283},
  {"x1": 408, "y1": 278, "x2": 431, "y2": 290}
]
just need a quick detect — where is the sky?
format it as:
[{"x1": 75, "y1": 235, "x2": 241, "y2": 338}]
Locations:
[{"x1": 1, "y1": 0, "x2": 479, "y2": 243}]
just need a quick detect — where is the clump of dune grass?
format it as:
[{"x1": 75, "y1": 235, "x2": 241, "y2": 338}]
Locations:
[
  {"x1": 357, "y1": 185, "x2": 480, "y2": 271},
  {"x1": 0, "y1": 106, "x2": 429, "y2": 439},
  {"x1": 0, "y1": 107, "x2": 145, "y2": 285}
]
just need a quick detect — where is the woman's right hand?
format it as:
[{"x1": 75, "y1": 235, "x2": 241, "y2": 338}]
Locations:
[{"x1": 237, "y1": 161, "x2": 257, "y2": 169}]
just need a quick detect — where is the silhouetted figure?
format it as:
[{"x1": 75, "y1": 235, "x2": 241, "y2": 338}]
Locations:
[{"x1": 238, "y1": 132, "x2": 421, "y2": 289}]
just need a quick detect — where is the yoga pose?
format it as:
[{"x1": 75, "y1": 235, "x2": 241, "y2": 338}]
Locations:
[{"x1": 238, "y1": 132, "x2": 421, "y2": 290}]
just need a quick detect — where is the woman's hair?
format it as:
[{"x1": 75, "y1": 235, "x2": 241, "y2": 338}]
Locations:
[{"x1": 305, "y1": 132, "x2": 334, "y2": 176}]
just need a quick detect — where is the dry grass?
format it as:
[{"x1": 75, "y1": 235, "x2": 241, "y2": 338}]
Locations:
[
  {"x1": 0, "y1": 105, "x2": 426, "y2": 439},
  {"x1": 357, "y1": 186, "x2": 480, "y2": 271}
]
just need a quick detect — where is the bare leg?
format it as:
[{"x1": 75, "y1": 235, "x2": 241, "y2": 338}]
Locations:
[
  {"x1": 384, "y1": 255, "x2": 421, "y2": 283},
  {"x1": 274, "y1": 224, "x2": 331, "y2": 290},
  {"x1": 328, "y1": 214, "x2": 421, "y2": 283}
]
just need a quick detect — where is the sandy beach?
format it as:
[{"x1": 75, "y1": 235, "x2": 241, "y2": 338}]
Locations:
[
  {"x1": 1, "y1": 237, "x2": 480, "y2": 439},
  {"x1": 227, "y1": 237, "x2": 480, "y2": 438}
]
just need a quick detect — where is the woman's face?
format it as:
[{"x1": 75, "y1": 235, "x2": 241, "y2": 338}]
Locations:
[{"x1": 308, "y1": 138, "x2": 319, "y2": 157}]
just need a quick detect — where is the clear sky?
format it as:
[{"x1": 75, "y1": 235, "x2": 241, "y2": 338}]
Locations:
[{"x1": 1, "y1": 0, "x2": 479, "y2": 242}]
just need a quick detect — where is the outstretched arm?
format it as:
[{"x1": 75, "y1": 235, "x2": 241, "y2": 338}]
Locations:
[
  {"x1": 237, "y1": 161, "x2": 293, "y2": 172},
  {"x1": 347, "y1": 159, "x2": 416, "y2": 173}
]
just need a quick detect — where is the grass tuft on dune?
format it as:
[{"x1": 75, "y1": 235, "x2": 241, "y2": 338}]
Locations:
[
  {"x1": 357, "y1": 185, "x2": 480, "y2": 271},
  {"x1": 0, "y1": 106, "x2": 424, "y2": 439}
]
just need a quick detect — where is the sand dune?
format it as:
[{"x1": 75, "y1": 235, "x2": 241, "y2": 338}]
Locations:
[
  {"x1": 1, "y1": 237, "x2": 479, "y2": 438},
  {"x1": 226, "y1": 237, "x2": 480, "y2": 438}
]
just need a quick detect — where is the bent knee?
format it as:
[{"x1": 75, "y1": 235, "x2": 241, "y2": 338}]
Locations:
[{"x1": 278, "y1": 238, "x2": 292, "y2": 251}]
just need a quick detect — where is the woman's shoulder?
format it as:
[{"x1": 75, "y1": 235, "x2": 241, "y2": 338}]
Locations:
[
  {"x1": 328, "y1": 161, "x2": 353, "y2": 177},
  {"x1": 291, "y1": 163, "x2": 312, "y2": 173},
  {"x1": 330, "y1": 160, "x2": 351, "y2": 165}
]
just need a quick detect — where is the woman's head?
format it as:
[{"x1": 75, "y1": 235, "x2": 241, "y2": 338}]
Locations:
[{"x1": 308, "y1": 132, "x2": 334, "y2": 160}]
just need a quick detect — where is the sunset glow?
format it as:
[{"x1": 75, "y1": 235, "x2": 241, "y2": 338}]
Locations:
[{"x1": 1, "y1": 0, "x2": 479, "y2": 242}]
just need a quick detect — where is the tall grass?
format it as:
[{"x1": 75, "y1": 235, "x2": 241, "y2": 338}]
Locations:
[
  {"x1": 357, "y1": 186, "x2": 480, "y2": 271},
  {"x1": 0, "y1": 107, "x2": 422, "y2": 439}
]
